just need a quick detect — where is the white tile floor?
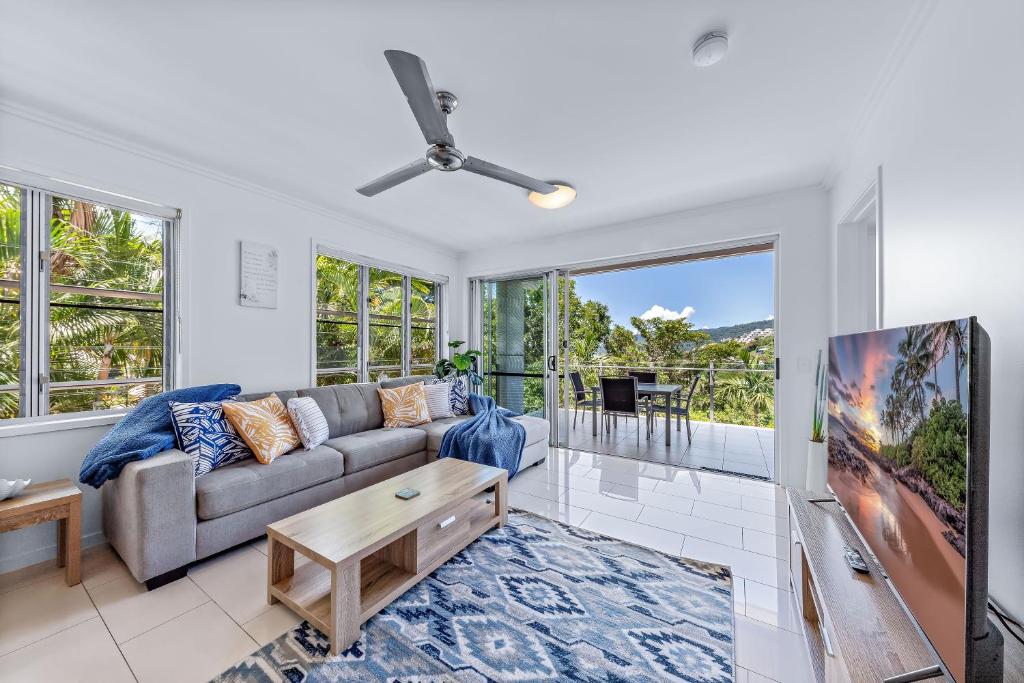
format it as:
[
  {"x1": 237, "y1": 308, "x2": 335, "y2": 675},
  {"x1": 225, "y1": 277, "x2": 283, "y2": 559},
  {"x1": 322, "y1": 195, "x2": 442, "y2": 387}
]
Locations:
[
  {"x1": 0, "y1": 447, "x2": 812, "y2": 683},
  {"x1": 562, "y1": 410, "x2": 777, "y2": 480}
]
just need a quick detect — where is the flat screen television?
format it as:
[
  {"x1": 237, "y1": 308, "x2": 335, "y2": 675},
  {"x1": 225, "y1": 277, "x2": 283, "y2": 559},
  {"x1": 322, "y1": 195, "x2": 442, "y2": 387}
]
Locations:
[{"x1": 827, "y1": 318, "x2": 1002, "y2": 682}]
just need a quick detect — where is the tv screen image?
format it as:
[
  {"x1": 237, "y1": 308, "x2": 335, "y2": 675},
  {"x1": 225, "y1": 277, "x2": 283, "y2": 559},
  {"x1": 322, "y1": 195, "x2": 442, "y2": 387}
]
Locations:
[{"x1": 828, "y1": 320, "x2": 970, "y2": 681}]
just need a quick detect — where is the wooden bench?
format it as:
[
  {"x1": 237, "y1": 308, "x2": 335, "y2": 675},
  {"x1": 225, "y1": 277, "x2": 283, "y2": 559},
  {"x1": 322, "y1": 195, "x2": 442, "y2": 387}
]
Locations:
[{"x1": 0, "y1": 479, "x2": 82, "y2": 586}]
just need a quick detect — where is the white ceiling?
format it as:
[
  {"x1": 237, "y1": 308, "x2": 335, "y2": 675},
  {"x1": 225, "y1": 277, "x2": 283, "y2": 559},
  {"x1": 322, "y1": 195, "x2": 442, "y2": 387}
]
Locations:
[{"x1": 2, "y1": 1, "x2": 925, "y2": 251}]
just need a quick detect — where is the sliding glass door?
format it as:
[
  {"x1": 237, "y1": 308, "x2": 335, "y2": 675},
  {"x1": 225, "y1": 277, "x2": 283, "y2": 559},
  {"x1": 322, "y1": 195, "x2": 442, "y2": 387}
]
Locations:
[
  {"x1": 476, "y1": 271, "x2": 570, "y2": 447},
  {"x1": 480, "y1": 275, "x2": 545, "y2": 416}
]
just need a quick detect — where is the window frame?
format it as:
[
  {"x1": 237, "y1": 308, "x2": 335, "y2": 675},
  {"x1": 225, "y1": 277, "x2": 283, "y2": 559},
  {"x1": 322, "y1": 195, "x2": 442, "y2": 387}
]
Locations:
[
  {"x1": 312, "y1": 243, "x2": 446, "y2": 385},
  {"x1": 0, "y1": 171, "x2": 179, "y2": 427},
  {"x1": 366, "y1": 265, "x2": 406, "y2": 379},
  {"x1": 408, "y1": 275, "x2": 440, "y2": 376}
]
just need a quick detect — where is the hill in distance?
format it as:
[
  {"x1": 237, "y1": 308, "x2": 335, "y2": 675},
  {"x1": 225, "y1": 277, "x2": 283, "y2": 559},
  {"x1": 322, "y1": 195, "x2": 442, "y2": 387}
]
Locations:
[{"x1": 702, "y1": 319, "x2": 774, "y2": 343}]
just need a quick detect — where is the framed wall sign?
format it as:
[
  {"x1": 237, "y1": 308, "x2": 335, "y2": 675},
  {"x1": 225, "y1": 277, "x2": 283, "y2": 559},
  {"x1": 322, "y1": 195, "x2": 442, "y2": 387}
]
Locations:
[{"x1": 239, "y1": 240, "x2": 278, "y2": 309}]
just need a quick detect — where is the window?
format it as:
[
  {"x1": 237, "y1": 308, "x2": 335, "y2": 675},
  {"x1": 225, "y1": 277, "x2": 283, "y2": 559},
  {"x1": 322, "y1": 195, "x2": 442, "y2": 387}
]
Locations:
[
  {"x1": 314, "y1": 254, "x2": 359, "y2": 387},
  {"x1": 0, "y1": 185, "x2": 20, "y2": 419},
  {"x1": 0, "y1": 180, "x2": 177, "y2": 421},
  {"x1": 367, "y1": 267, "x2": 404, "y2": 380},
  {"x1": 314, "y1": 249, "x2": 444, "y2": 385},
  {"x1": 409, "y1": 277, "x2": 437, "y2": 376}
]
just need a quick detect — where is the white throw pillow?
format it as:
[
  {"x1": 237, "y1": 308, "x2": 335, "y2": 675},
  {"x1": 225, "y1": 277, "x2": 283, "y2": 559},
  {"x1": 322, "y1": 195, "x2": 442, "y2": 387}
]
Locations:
[
  {"x1": 423, "y1": 382, "x2": 454, "y2": 420},
  {"x1": 286, "y1": 396, "x2": 330, "y2": 450}
]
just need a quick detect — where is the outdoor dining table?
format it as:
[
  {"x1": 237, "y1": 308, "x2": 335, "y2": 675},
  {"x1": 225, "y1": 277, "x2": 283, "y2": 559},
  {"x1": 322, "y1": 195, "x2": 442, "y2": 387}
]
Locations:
[{"x1": 590, "y1": 383, "x2": 683, "y2": 446}]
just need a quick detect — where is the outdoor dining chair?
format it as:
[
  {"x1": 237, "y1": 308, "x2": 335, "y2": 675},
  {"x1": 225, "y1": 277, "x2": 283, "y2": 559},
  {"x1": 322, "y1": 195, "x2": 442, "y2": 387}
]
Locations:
[
  {"x1": 645, "y1": 371, "x2": 704, "y2": 444},
  {"x1": 599, "y1": 376, "x2": 648, "y2": 445},
  {"x1": 569, "y1": 371, "x2": 601, "y2": 428},
  {"x1": 627, "y1": 370, "x2": 657, "y2": 430},
  {"x1": 627, "y1": 370, "x2": 657, "y2": 384}
]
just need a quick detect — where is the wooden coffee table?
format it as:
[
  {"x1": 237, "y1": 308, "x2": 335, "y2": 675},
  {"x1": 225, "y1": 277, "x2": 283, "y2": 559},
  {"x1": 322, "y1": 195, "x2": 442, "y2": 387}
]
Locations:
[{"x1": 266, "y1": 458, "x2": 508, "y2": 655}]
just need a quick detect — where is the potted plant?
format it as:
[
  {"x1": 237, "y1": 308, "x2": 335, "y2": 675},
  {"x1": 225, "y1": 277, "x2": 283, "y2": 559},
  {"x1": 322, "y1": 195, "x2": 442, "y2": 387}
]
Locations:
[
  {"x1": 806, "y1": 348, "x2": 829, "y2": 494},
  {"x1": 434, "y1": 340, "x2": 483, "y2": 386}
]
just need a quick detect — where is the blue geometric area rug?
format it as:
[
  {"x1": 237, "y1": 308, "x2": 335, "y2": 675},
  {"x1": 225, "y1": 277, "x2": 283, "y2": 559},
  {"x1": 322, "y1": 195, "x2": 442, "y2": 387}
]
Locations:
[{"x1": 214, "y1": 509, "x2": 735, "y2": 682}]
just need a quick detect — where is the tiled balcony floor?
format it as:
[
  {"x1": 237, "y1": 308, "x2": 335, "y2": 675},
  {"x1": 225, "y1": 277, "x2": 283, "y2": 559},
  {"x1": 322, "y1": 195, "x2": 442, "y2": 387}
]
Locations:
[{"x1": 559, "y1": 409, "x2": 775, "y2": 480}]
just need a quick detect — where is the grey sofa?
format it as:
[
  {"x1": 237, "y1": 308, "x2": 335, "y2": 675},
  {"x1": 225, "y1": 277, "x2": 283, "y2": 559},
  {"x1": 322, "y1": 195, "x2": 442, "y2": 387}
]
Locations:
[{"x1": 102, "y1": 376, "x2": 549, "y2": 588}]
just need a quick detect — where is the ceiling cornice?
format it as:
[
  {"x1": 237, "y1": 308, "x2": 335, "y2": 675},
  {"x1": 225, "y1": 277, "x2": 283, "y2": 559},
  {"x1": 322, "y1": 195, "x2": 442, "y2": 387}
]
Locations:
[
  {"x1": 0, "y1": 98, "x2": 453, "y2": 257},
  {"x1": 821, "y1": 0, "x2": 938, "y2": 189},
  {"x1": 459, "y1": 183, "x2": 827, "y2": 274}
]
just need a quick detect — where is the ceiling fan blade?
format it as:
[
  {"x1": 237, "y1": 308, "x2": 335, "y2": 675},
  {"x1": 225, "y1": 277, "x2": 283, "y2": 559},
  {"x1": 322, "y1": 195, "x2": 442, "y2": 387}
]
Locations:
[
  {"x1": 384, "y1": 50, "x2": 454, "y2": 147},
  {"x1": 463, "y1": 157, "x2": 558, "y2": 195},
  {"x1": 356, "y1": 158, "x2": 433, "y2": 196}
]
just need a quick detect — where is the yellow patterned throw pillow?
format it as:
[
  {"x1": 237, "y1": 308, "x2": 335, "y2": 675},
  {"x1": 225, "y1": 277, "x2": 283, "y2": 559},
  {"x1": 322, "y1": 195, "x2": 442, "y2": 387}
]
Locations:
[
  {"x1": 378, "y1": 382, "x2": 431, "y2": 428},
  {"x1": 221, "y1": 394, "x2": 300, "y2": 464}
]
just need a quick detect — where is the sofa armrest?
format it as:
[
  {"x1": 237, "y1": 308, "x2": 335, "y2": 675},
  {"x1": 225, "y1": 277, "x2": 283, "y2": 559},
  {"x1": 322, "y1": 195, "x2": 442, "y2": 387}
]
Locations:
[{"x1": 102, "y1": 449, "x2": 197, "y2": 583}]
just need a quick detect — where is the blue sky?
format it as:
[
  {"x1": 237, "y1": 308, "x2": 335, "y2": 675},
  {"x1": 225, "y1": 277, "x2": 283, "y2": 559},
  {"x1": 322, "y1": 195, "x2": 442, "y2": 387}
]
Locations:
[{"x1": 572, "y1": 252, "x2": 774, "y2": 330}]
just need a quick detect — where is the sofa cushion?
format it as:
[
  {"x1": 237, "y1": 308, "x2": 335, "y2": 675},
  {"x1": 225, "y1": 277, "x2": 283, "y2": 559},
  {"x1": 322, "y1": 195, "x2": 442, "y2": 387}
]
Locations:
[
  {"x1": 235, "y1": 389, "x2": 298, "y2": 404},
  {"x1": 410, "y1": 415, "x2": 547, "y2": 453},
  {"x1": 443, "y1": 376, "x2": 470, "y2": 415},
  {"x1": 410, "y1": 416, "x2": 474, "y2": 452},
  {"x1": 423, "y1": 382, "x2": 453, "y2": 420},
  {"x1": 294, "y1": 387, "x2": 344, "y2": 438},
  {"x1": 237, "y1": 377, "x2": 454, "y2": 441},
  {"x1": 379, "y1": 376, "x2": 432, "y2": 389},
  {"x1": 221, "y1": 394, "x2": 300, "y2": 464},
  {"x1": 516, "y1": 415, "x2": 550, "y2": 446},
  {"x1": 300, "y1": 383, "x2": 384, "y2": 438},
  {"x1": 378, "y1": 382, "x2": 431, "y2": 428},
  {"x1": 324, "y1": 428, "x2": 427, "y2": 474},
  {"x1": 194, "y1": 445, "x2": 344, "y2": 520},
  {"x1": 287, "y1": 397, "x2": 330, "y2": 450},
  {"x1": 168, "y1": 400, "x2": 253, "y2": 476}
]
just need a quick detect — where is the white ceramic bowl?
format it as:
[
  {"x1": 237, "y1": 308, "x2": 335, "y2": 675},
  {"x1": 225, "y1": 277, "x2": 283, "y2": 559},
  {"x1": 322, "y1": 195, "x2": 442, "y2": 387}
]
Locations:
[{"x1": 0, "y1": 479, "x2": 31, "y2": 501}]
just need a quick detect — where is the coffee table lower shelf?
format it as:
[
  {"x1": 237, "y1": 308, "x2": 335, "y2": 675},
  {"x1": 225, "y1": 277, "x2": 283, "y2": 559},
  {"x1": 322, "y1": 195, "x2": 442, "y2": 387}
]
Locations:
[{"x1": 268, "y1": 512, "x2": 501, "y2": 653}]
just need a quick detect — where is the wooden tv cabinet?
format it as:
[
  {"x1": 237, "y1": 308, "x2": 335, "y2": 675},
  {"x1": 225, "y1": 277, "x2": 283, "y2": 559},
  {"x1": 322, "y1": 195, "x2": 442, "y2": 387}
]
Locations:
[{"x1": 786, "y1": 488, "x2": 946, "y2": 682}]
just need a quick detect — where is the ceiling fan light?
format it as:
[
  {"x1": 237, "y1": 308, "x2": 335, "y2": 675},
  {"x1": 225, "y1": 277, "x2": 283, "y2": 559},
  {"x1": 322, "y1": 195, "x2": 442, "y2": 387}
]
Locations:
[{"x1": 528, "y1": 183, "x2": 576, "y2": 209}]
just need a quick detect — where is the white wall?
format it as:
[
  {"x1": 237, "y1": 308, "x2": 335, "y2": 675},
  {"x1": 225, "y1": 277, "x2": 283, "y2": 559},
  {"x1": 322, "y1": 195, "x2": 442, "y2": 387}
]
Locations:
[
  {"x1": 0, "y1": 109, "x2": 457, "y2": 573},
  {"x1": 458, "y1": 187, "x2": 832, "y2": 489},
  {"x1": 828, "y1": 0, "x2": 1024, "y2": 620}
]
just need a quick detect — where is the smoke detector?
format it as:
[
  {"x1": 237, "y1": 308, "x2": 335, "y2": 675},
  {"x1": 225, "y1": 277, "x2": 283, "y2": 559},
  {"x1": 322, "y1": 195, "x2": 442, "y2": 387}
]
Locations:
[{"x1": 692, "y1": 31, "x2": 729, "y2": 67}]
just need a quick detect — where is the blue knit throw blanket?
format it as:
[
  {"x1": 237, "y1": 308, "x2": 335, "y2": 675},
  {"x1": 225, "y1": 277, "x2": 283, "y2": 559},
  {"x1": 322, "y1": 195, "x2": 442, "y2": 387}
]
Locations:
[
  {"x1": 438, "y1": 393, "x2": 526, "y2": 477},
  {"x1": 79, "y1": 383, "x2": 241, "y2": 488}
]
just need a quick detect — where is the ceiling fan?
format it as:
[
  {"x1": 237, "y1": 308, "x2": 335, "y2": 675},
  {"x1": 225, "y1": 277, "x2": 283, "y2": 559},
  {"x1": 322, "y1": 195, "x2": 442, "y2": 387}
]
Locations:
[{"x1": 356, "y1": 50, "x2": 560, "y2": 199}]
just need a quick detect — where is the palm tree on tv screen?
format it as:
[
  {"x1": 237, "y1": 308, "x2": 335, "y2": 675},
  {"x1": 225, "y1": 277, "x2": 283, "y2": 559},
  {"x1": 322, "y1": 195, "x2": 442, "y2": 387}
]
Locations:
[
  {"x1": 932, "y1": 318, "x2": 968, "y2": 401},
  {"x1": 874, "y1": 322, "x2": 970, "y2": 533}
]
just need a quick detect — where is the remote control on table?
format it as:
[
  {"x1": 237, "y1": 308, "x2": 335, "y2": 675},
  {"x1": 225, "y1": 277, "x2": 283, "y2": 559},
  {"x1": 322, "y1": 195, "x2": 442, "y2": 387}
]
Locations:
[{"x1": 844, "y1": 545, "x2": 870, "y2": 574}]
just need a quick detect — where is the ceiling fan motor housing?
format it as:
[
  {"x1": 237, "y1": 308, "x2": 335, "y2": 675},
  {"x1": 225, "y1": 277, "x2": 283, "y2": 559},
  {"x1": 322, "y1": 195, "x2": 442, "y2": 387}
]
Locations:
[
  {"x1": 426, "y1": 144, "x2": 465, "y2": 171},
  {"x1": 435, "y1": 90, "x2": 458, "y2": 115}
]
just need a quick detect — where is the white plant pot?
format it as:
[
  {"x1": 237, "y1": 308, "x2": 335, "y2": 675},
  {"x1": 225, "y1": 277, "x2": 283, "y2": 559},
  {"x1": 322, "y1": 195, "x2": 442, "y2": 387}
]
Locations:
[{"x1": 805, "y1": 440, "x2": 828, "y2": 495}]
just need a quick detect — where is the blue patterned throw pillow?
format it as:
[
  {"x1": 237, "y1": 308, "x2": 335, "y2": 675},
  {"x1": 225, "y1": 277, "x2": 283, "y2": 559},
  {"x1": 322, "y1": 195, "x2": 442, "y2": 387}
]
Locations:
[
  {"x1": 444, "y1": 376, "x2": 469, "y2": 416},
  {"x1": 169, "y1": 401, "x2": 253, "y2": 477}
]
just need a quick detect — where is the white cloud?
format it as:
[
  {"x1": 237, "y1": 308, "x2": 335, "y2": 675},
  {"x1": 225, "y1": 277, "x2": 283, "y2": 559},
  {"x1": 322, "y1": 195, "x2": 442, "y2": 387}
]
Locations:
[
  {"x1": 767, "y1": 314, "x2": 775, "y2": 321},
  {"x1": 639, "y1": 304, "x2": 695, "y2": 321}
]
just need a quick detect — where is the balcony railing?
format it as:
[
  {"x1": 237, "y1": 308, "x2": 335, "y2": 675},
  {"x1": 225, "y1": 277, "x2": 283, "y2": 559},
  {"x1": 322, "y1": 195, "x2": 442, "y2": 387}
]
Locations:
[{"x1": 570, "y1": 362, "x2": 774, "y2": 427}]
